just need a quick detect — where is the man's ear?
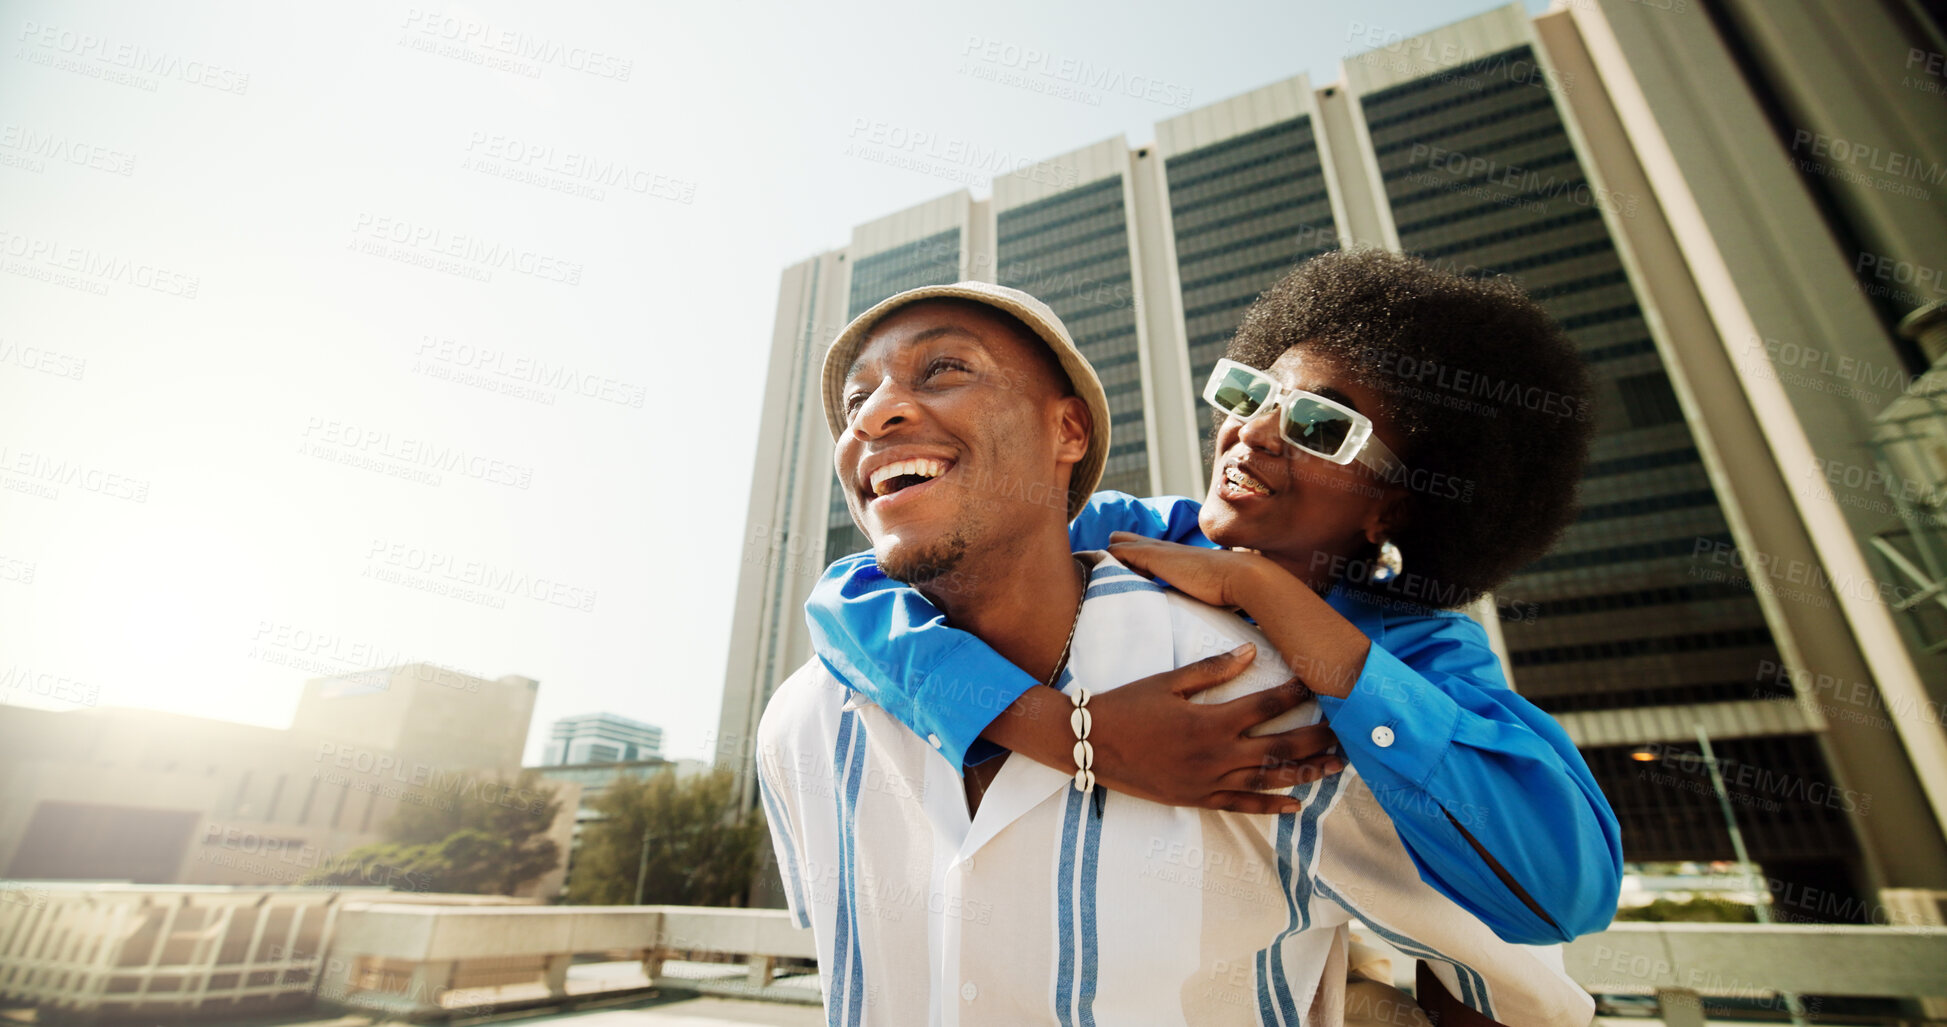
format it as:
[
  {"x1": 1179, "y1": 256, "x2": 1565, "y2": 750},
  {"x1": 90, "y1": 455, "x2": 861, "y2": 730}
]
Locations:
[{"x1": 1053, "y1": 395, "x2": 1091, "y2": 466}]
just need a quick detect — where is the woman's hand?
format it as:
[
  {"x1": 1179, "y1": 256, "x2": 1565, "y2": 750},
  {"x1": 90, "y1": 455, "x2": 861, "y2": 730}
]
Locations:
[
  {"x1": 1106, "y1": 531, "x2": 1275, "y2": 611},
  {"x1": 1107, "y1": 531, "x2": 1374, "y2": 700},
  {"x1": 1074, "y1": 643, "x2": 1344, "y2": 813}
]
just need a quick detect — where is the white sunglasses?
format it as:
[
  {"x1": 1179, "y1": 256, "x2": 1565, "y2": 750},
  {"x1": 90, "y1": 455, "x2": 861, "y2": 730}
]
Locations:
[{"x1": 1202, "y1": 358, "x2": 1403, "y2": 476}]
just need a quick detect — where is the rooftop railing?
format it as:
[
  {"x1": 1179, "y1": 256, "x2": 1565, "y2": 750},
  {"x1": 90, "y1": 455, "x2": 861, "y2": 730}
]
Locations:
[{"x1": 3, "y1": 883, "x2": 1943, "y2": 1022}]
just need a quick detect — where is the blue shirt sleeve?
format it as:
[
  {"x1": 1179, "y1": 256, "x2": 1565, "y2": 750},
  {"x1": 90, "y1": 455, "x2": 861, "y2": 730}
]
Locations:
[
  {"x1": 1314, "y1": 608, "x2": 1624, "y2": 943},
  {"x1": 802, "y1": 491, "x2": 1204, "y2": 771},
  {"x1": 1067, "y1": 491, "x2": 1210, "y2": 550}
]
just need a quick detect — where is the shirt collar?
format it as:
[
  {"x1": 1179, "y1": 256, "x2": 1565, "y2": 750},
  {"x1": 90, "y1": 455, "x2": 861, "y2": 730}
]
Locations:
[{"x1": 953, "y1": 550, "x2": 1175, "y2": 860}]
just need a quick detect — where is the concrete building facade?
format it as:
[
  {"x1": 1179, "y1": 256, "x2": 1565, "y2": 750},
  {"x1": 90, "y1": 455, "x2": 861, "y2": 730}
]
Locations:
[
  {"x1": 543, "y1": 712, "x2": 664, "y2": 765},
  {"x1": 0, "y1": 665, "x2": 576, "y2": 900},
  {"x1": 1545, "y1": 0, "x2": 1947, "y2": 905}
]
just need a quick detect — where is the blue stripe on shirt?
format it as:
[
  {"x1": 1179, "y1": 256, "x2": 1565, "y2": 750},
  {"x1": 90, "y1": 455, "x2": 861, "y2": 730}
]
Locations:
[
  {"x1": 1052, "y1": 666, "x2": 1104, "y2": 1027},
  {"x1": 1084, "y1": 578, "x2": 1164, "y2": 600},
  {"x1": 826, "y1": 712, "x2": 854, "y2": 1027},
  {"x1": 1078, "y1": 787, "x2": 1104, "y2": 1026},
  {"x1": 756, "y1": 773, "x2": 810, "y2": 929},
  {"x1": 1055, "y1": 785, "x2": 1083, "y2": 1026},
  {"x1": 1256, "y1": 806, "x2": 1297, "y2": 1027},
  {"x1": 1256, "y1": 772, "x2": 1342, "y2": 1025},
  {"x1": 842, "y1": 719, "x2": 867, "y2": 1027},
  {"x1": 1054, "y1": 666, "x2": 1083, "y2": 1026},
  {"x1": 1084, "y1": 565, "x2": 1145, "y2": 584},
  {"x1": 827, "y1": 710, "x2": 868, "y2": 1027},
  {"x1": 1317, "y1": 878, "x2": 1493, "y2": 1019}
]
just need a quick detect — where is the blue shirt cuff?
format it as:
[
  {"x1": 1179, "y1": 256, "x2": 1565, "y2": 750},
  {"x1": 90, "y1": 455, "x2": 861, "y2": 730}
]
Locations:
[
  {"x1": 908, "y1": 636, "x2": 1035, "y2": 770},
  {"x1": 1315, "y1": 643, "x2": 1463, "y2": 789}
]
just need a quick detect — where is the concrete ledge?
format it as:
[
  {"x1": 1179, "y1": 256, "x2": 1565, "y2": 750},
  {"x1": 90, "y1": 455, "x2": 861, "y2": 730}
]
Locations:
[
  {"x1": 1563, "y1": 921, "x2": 1947, "y2": 997},
  {"x1": 320, "y1": 904, "x2": 810, "y2": 1018},
  {"x1": 654, "y1": 907, "x2": 815, "y2": 959}
]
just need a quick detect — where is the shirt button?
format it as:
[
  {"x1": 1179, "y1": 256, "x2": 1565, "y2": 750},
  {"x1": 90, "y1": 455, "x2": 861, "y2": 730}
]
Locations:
[
  {"x1": 962, "y1": 981, "x2": 979, "y2": 1001},
  {"x1": 1371, "y1": 726, "x2": 1396, "y2": 748},
  {"x1": 928, "y1": 734, "x2": 942, "y2": 749}
]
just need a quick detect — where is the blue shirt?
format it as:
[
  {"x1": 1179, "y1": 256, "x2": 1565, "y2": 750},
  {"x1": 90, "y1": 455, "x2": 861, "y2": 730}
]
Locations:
[{"x1": 804, "y1": 490, "x2": 1623, "y2": 944}]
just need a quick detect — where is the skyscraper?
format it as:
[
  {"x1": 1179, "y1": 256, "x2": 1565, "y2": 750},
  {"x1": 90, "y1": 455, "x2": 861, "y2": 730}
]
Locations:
[
  {"x1": 1543, "y1": 0, "x2": 1947, "y2": 908},
  {"x1": 994, "y1": 139, "x2": 1157, "y2": 496},
  {"x1": 721, "y1": 0, "x2": 1947, "y2": 912},
  {"x1": 825, "y1": 195, "x2": 974, "y2": 561},
  {"x1": 1332, "y1": 4, "x2": 1883, "y2": 901},
  {"x1": 544, "y1": 712, "x2": 662, "y2": 765},
  {"x1": 1156, "y1": 77, "x2": 1344, "y2": 478}
]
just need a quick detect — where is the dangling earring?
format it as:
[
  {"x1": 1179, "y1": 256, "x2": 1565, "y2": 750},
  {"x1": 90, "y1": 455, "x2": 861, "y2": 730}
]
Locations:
[{"x1": 1373, "y1": 539, "x2": 1403, "y2": 583}]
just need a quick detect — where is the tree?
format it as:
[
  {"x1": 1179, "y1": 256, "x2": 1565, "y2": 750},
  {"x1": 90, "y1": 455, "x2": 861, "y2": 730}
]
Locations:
[
  {"x1": 1614, "y1": 897, "x2": 1759, "y2": 923},
  {"x1": 384, "y1": 768, "x2": 564, "y2": 845},
  {"x1": 301, "y1": 769, "x2": 564, "y2": 896},
  {"x1": 566, "y1": 769, "x2": 766, "y2": 907}
]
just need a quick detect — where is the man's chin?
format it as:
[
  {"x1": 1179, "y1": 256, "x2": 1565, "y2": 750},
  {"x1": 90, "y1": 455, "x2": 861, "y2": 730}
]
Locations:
[{"x1": 876, "y1": 530, "x2": 970, "y2": 586}]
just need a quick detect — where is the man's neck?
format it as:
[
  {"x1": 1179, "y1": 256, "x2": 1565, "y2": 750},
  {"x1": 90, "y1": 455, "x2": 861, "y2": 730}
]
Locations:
[{"x1": 918, "y1": 533, "x2": 1085, "y2": 688}]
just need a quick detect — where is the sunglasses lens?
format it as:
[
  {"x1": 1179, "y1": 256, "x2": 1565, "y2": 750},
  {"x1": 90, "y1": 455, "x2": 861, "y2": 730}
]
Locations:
[
  {"x1": 1211, "y1": 366, "x2": 1274, "y2": 418},
  {"x1": 1282, "y1": 397, "x2": 1355, "y2": 457}
]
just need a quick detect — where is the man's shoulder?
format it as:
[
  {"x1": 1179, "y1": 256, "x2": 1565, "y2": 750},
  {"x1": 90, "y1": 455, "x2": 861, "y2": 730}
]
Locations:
[
  {"x1": 1079, "y1": 551, "x2": 1293, "y2": 697},
  {"x1": 1157, "y1": 590, "x2": 1318, "y2": 724},
  {"x1": 1159, "y1": 589, "x2": 1277, "y2": 667},
  {"x1": 757, "y1": 659, "x2": 849, "y2": 752}
]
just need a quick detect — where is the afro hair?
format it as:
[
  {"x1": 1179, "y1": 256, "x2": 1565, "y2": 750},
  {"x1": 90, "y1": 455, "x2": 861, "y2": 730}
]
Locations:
[{"x1": 1224, "y1": 248, "x2": 1597, "y2": 608}]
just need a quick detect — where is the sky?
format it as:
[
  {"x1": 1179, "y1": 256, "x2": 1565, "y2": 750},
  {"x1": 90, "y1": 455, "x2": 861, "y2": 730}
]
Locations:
[{"x1": 0, "y1": 0, "x2": 1550, "y2": 764}]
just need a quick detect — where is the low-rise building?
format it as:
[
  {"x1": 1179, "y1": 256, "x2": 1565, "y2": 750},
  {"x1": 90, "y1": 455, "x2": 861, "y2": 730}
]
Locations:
[{"x1": 0, "y1": 664, "x2": 577, "y2": 900}]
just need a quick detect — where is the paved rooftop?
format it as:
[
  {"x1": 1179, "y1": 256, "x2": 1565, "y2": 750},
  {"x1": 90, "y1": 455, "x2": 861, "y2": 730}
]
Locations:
[{"x1": 487, "y1": 996, "x2": 823, "y2": 1026}]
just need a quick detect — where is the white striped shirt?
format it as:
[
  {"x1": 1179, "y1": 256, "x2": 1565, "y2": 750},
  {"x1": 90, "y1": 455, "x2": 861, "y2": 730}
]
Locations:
[{"x1": 757, "y1": 551, "x2": 1594, "y2": 1026}]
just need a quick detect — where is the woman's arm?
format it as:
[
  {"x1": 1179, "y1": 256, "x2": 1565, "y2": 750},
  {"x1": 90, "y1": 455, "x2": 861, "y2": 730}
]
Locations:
[
  {"x1": 1317, "y1": 614, "x2": 1623, "y2": 942},
  {"x1": 803, "y1": 492, "x2": 1340, "y2": 810},
  {"x1": 1109, "y1": 534, "x2": 1624, "y2": 944},
  {"x1": 805, "y1": 550, "x2": 1029, "y2": 769},
  {"x1": 804, "y1": 492, "x2": 1193, "y2": 768}
]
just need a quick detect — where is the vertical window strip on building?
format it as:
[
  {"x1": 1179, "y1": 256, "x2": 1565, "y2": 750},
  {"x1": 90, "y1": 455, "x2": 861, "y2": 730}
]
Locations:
[
  {"x1": 1362, "y1": 46, "x2": 1853, "y2": 877},
  {"x1": 1164, "y1": 116, "x2": 1338, "y2": 478},
  {"x1": 999, "y1": 178, "x2": 1148, "y2": 495},
  {"x1": 823, "y1": 231, "x2": 964, "y2": 564}
]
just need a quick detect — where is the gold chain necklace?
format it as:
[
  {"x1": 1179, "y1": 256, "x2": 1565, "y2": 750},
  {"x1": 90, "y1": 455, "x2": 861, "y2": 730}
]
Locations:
[
  {"x1": 967, "y1": 557, "x2": 1089, "y2": 812},
  {"x1": 1046, "y1": 556, "x2": 1089, "y2": 687}
]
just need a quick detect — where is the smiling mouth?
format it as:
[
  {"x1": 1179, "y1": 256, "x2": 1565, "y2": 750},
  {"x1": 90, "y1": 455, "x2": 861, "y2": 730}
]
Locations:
[
  {"x1": 1223, "y1": 464, "x2": 1273, "y2": 497},
  {"x1": 869, "y1": 457, "x2": 953, "y2": 498}
]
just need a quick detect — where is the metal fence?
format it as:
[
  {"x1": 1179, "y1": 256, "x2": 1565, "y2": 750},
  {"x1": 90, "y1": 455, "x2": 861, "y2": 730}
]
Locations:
[{"x1": 0, "y1": 882, "x2": 345, "y2": 1020}]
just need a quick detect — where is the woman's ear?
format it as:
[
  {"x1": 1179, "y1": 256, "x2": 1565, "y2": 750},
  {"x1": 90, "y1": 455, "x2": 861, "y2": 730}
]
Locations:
[{"x1": 1363, "y1": 488, "x2": 1411, "y2": 546}]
